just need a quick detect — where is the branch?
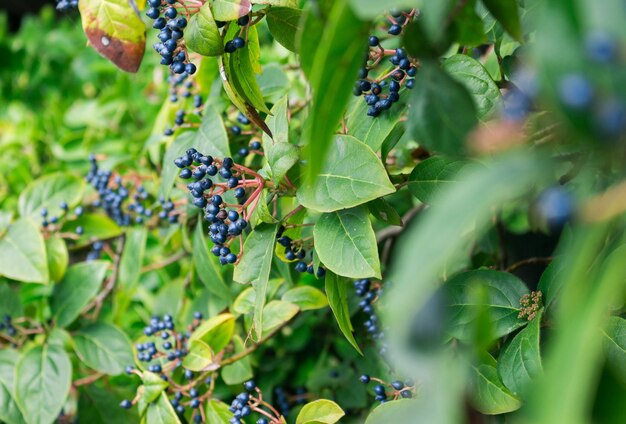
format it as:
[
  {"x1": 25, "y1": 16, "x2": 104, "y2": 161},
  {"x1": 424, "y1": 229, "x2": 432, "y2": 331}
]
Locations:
[
  {"x1": 506, "y1": 256, "x2": 553, "y2": 273},
  {"x1": 73, "y1": 372, "x2": 104, "y2": 387},
  {"x1": 141, "y1": 250, "x2": 187, "y2": 273}
]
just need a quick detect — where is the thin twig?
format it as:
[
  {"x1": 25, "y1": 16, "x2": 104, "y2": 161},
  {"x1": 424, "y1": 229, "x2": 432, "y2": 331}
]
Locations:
[
  {"x1": 506, "y1": 256, "x2": 553, "y2": 273},
  {"x1": 141, "y1": 250, "x2": 187, "y2": 273},
  {"x1": 73, "y1": 372, "x2": 104, "y2": 387}
]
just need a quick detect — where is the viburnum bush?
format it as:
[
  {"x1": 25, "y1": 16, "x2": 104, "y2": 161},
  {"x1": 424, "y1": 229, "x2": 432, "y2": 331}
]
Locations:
[{"x1": 1, "y1": 0, "x2": 626, "y2": 423}]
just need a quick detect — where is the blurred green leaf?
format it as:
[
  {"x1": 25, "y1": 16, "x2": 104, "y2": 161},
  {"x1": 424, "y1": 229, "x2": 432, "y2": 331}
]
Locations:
[
  {"x1": 408, "y1": 156, "x2": 469, "y2": 204},
  {"x1": 0, "y1": 218, "x2": 48, "y2": 284},
  {"x1": 74, "y1": 323, "x2": 134, "y2": 375},
  {"x1": 282, "y1": 286, "x2": 328, "y2": 311},
  {"x1": 18, "y1": 172, "x2": 84, "y2": 219},
  {"x1": 469, "y1": 363, "x2": 522, "y2": 414},
  {"x1": 266, "y1": 7, "x2": 302, "y2": 52}
]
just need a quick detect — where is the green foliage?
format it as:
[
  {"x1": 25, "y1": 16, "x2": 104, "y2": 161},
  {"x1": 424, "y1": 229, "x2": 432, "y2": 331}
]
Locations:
[{"x1": 1, "y1": 1, "x2": 626, "y2": 423}]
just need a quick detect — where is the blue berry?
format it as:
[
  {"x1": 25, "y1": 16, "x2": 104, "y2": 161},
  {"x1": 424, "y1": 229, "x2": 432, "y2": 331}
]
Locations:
[
  {"x1": 558, "y1": 73, "x2": 593, "y2": 109},
  {"x1": 244, "y1": 380, "x2": 256, "y2": 391},
  {"x1": 360, "y1": 374, "x2": 370, "y2": 384},
  {"x1": 368, "y1": 36, "x2": 379, "y2": 46},
  {"x1": 388, "y1": 24, "x2": 402, "y2": 35},
  {"x1": 233, "y1": 37, "x2": 245, "y2": 49},
  {"x1": 120, "y1": 400, "x2": 132, "y2": 409}
]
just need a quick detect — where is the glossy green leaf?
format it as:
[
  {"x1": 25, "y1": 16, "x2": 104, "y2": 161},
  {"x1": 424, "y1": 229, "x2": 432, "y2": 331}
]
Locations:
[
  {"x1": 78, "y1": 0, "x2": 146, "y2": 72},
  {"x1": 118, "y1": 227, "x2": 146, "y2": 288},
  {"x1": 211, "y1": 0, "x2": 252, "y2": 21},
  {"x1": 233, "y1": 287, "x2": 256, "y2": 315},
  {"x1": 186, "y1": 3, "x2": 223, "y2": 56},
  {"x1": 266, "y1": 7, "x2": 302, "y2": 52},
  {"x1": 195, "y1": 104, "x2": 232, "y2": 158},
  {"x1": 408, "y1": 62, "x2": 478, "y2": 156},
  {"x1": 74, "y1": 323, "x2": 134, "y2": 375},
  {"x1": 189, "y1": 313, "x2": 235, "y2": 353},
  {"x1": 537, "y1": 261, "x2": 563, "y2": 315},
  {"x1": 314, "y1": 206, "x2": 381, "y2": 279},
  {"x1": 51, "y1": 261, "x2": 108, "y2": 328},
  {"x1": 298, "y1": 135, "x2": 395, "y2": 212},
  {"x1": 18, "y1": 172, "x2": 85, "y2": 219},
  {"x1": 0, "y1": 349, "x2": 25, "y2": 424},
  {"x1": 146, "y1": 392, "x2": 181, "y2": 424},
  {"x1": 446, "y1": 270, "x2": 529, "y2": 341},
  {"x1": 408, "y1": 157, "x2": 469, "y2": 204},
  {"x1": 234, "y1": 223, "x2": 279, "y2": 339},
  {"x1": 182, "y1": 339, "x2": 214, "y2": 372},
  {"x1": 221, "y1": 335, "x2": 253, "y2": 384},
  {"x1": 482, "y1": 0, "x2": 522, "y2": 41},
  {"x1": 193, "y1": 220, "x2": 231, "y2": 300},
  {"x1": 45, "y1": 235, "x2": 68, "y2": 283},
  {"x1": 325, "y1": 271, "x2": 362, "y2": 354},
  {"x1": 262, "y1": 300, "x2": 299, "y2": 336},
  {"x1": 442, "y1": 54, "x2": 502, "y2": 119},
  {"x1": 205, "y1": 399, "x2": 232, "y2": 423},
  {"x1": 141, "y1": 371, "x2": 169, "y2": 404},
  {"x1": 264, "y1": 97, "x2": 299, "y2": 184},
  {"x1": 296, "y1": 399, "x2": 345, "y2": 424},
  {"x1": 61, "y1": 213, "x2": 123, "y2": 245},
  {"x1": 302, "y1": 0, "x2": 369, "y2": 178},
  {"x1": 282, "y1": 286, "x2": 328, "y2": 311},
  {"x1": 470, "y1": 363, "x2": 522, "y2": 414},
  {"x1": 498, "y1": 310, "x2": 543, "y2": 396},
  {"x1": 367, "y1": 198, "x2": 402, "y2": 226},
  {"x1": 0, "y1": 218, "x2": 48, "y2": 284},
  {"x1": 602, "y1": 316, "x2": 626, "y2": 383},
  {"x1": 78, "y1": 384, "x2": 137, "y2": 424},
  {"x1": 364, "y1": 399, "x2": 416, "y2": 424},
  {"x1": 15, "y1": 344, "x2": 72, "y2": 424}
]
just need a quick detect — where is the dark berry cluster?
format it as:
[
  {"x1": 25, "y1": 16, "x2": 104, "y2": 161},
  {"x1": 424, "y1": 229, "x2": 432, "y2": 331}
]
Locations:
[
  {"x1": 146, "y1": 0, "x2": 197, "y2": 75},
  {"x1": 230, "y1": 113, "x2": 264, "y2": 159},
  {"x1": 40, "y1": 201, "x2": 81, "y2": 230},
  {"x1": 121, "y1": 312, "x2": 210, "y2": 423},
  {"x1": 276, "y1": 226, "x2": 325, "y2": 278},
  {"x1": 86, "y1": 155, "x2": 179, "y2": 226},
  {"x1": 224, "y1": 15, "x2": 251, "y2": 53},
  {"x1": 0, "y1": 315, "x2": 16, "y2": 338},
  {"x1": 354, "y1": 279, "x2": 382, "y2": 339},
  {"x1": 175, "y1": 148, "x2": 261, "y2": 265},
  {"x1": 353, "y1": 9, "x2": 417, "y2": 117},
  {"x1": 228, "y1": 380, "x2": 286, "y2": 424},
  {"x1": 164, "y1": 72, "x2": 204, "y2": 136},
  {"x1": 55, "y1": 0, "x2": 78, "y2": 11},
  {"x1": 359, "y1": 375, "x2": 415, "y2": 404}
]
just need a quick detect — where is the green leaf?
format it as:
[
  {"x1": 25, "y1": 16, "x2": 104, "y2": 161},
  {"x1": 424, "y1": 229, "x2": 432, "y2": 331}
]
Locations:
[
  {"x1": 264, "y1": 97, "x2": 299, "y2": 184},
  {"x1": 141, "y1": 371, "x2": 169, "y2": 404},
  {"x1": 408, "y1": 62, "x2": 478, "y2": 156},
  {"x1": 61, "y1": 214, "x2": 123, "y2": 245},
  {"x1": 408, "y1": 157, "x2": 469, "y2": 204},
  {"x1": 325, "y1": 271, "x2": 362, "y2": 354},
  {"x1": 51, "y1": 261, "x2": 108, "y2": 327},
  {"x1": 248, "y1": 189, "x2": 278, "y2": 228},
  {"x1": 0, "y1": 350, "x2": 25, "y2": 424},
  {"x1": 225, "y1": 25, "x2": 271, "y2": 114},
  {"x1": 445, "y1": 270, "x2": 529, "y2": 341},
  {"x1": 314, "y1": 206, "x2": 381, "y2": 279},
  {"x1": 254, "y1": 0, "x2": 298, "y2": 6},
  {"x1": 211, "y1": 0, "x2": 252, "y2": 21},
  {"x1": 364, "y1": 399, "x2": 416, "y2": 424},
  {"x1": 442, "y1": 54, "x2": 502, "y2": 119},
  {"x1": 18, "y1": 172, "x2": 85, "y2": 219},
  {"x1": 193, "y1": 220, "x2": 231, "y2": 300},
  {"x1": 0, "y1": 218, "x2": 48, "y2": 284},
  {"x1": 78, "y1": 0, "x2": 146, "y2": 72},
  {"x1": 119, "y1": 227, "x2": 146, "y2": 288},
  {"x1": 302, "y1": 0, "x2": 369, "y2": 178},
  {"x1": 368, "y1": 198, "x2": 402, "y2": 226},
  {"x1": 205, "y1": 399, "x2": 232, "y2": 423},
  {"x1": 146, "y1": 392, "x2": 182, "y2": 424},
  {"x1": 186, "y1": 3, "x2": 223, "y2": 56},
  {"x1": 73, "y1": 323, "x2": 134, "y2": 375},
  {"x1": 282, "y1": 286, "x2": 328, "y2": 311},
  {"x1": 189, "y1": 313, "x2": 235, "y2": 353},
  {"x1": 262, "y1": 300, "x2": 299, "y2": 336},
  {"x1": 481, "y1": 0, "x2": 522, "y2": 41},
  {"x1": 233, "y1": 287, "x2": 256, "y2": 315},
  {"x1": 296, "y1": 399, "x2": 345, "y2": 424},
  {"x1": 195, "y1": 104, "x2": 232, "y2": 159},
  {"x1": 15, "y1": 344, "x2": 72, "y2": 424},
  {"x1": 234, "y1": 223, "x2": 279, "y2": 339},
  {"x1": 346, "y1": 0, "x2": 419, "y2": 20},
  {"x1": 297, "y1": 135, "x2": 395, "y2": 212},
  {"x1": 470, "y1": 363, "x2": 521, "y2": 414},
  {"x1": 537, "y1": 261, "x2": 563, "y2": 315},
  {"x1": 182, "y1": 339, "x2": 214, "y2": 372},
  {"x1": 345, "y1": 95, "x2": 406, "y2": 152},
  {"x1": 602, "y1": 316, "x2": 626, "y2": 384},
  {"x1": 221, "y1": 335, "x2": 253, "y2": 384},
  {"x1": 498, "y1": 311, "x2": 543, "y2": 396},
  {"x1": 45, "y1": 235, "x2": 68, "y2": 283},
  {"x1": 266, "y1": 7, "x2": 302, "y2": 52},
  {"x1": 78, "y1": 384, "x2": 138, "y2": 424},
  {"x1": 0, "y1": 285, "x2": 23, "y2": 319}
]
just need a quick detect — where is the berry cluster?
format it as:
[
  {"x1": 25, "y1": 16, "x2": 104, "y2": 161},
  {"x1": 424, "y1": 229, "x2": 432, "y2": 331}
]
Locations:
[
  {"x1": 229, "y1": 380, "x2": 287, "y2": 424},
  {"x1": 353, "y1": 9, "x2": 417, "y2": 117},
  {"x1": 0, "y1": 315, "x2": 16, "y2": 338},
  {"x1": 224, "y1": 15, "x2": 252, "y2": 53},
  {"x1": 354, "y1": 279, "x2": 382, "y2": 339},
  {"x1": 55, "y1": 0, "x2": 78, "y2": 11},
  {"x1": 121, "y1": 312, "x2": 212, "y2": 423},
  {"x1": 40, "y1": 201, "x2": 82, "y2": 230},
  {"x1": 86, "y1": 155, "x2": 179, "y2": 226},
  {"x1": 359, "y1": 375, "x2": 415, "y2": 404},
  {"x1": 175, "y1": 148, "x2": 266, "y2": 265},
  {"x1": 163, "y1": 72, "x2": 204, "y2": 136},
  {"x1": 146, "y1": 0, "x2": 197, "y2": 75},
  {"x1": 276, "y1": 226, "x2": 325, "y2": 278},
  {"x1": 230, "y1": 113, "x2": 264, "y2": 159},
  {"x1": 0, "y1": 314, "x2": 45, "y2": 349}
]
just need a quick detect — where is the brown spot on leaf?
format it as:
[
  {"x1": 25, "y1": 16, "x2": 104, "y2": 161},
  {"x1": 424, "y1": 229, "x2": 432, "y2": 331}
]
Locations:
[{"x1": 85, "y1": 26, "x2": 145, "y2": 73}]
